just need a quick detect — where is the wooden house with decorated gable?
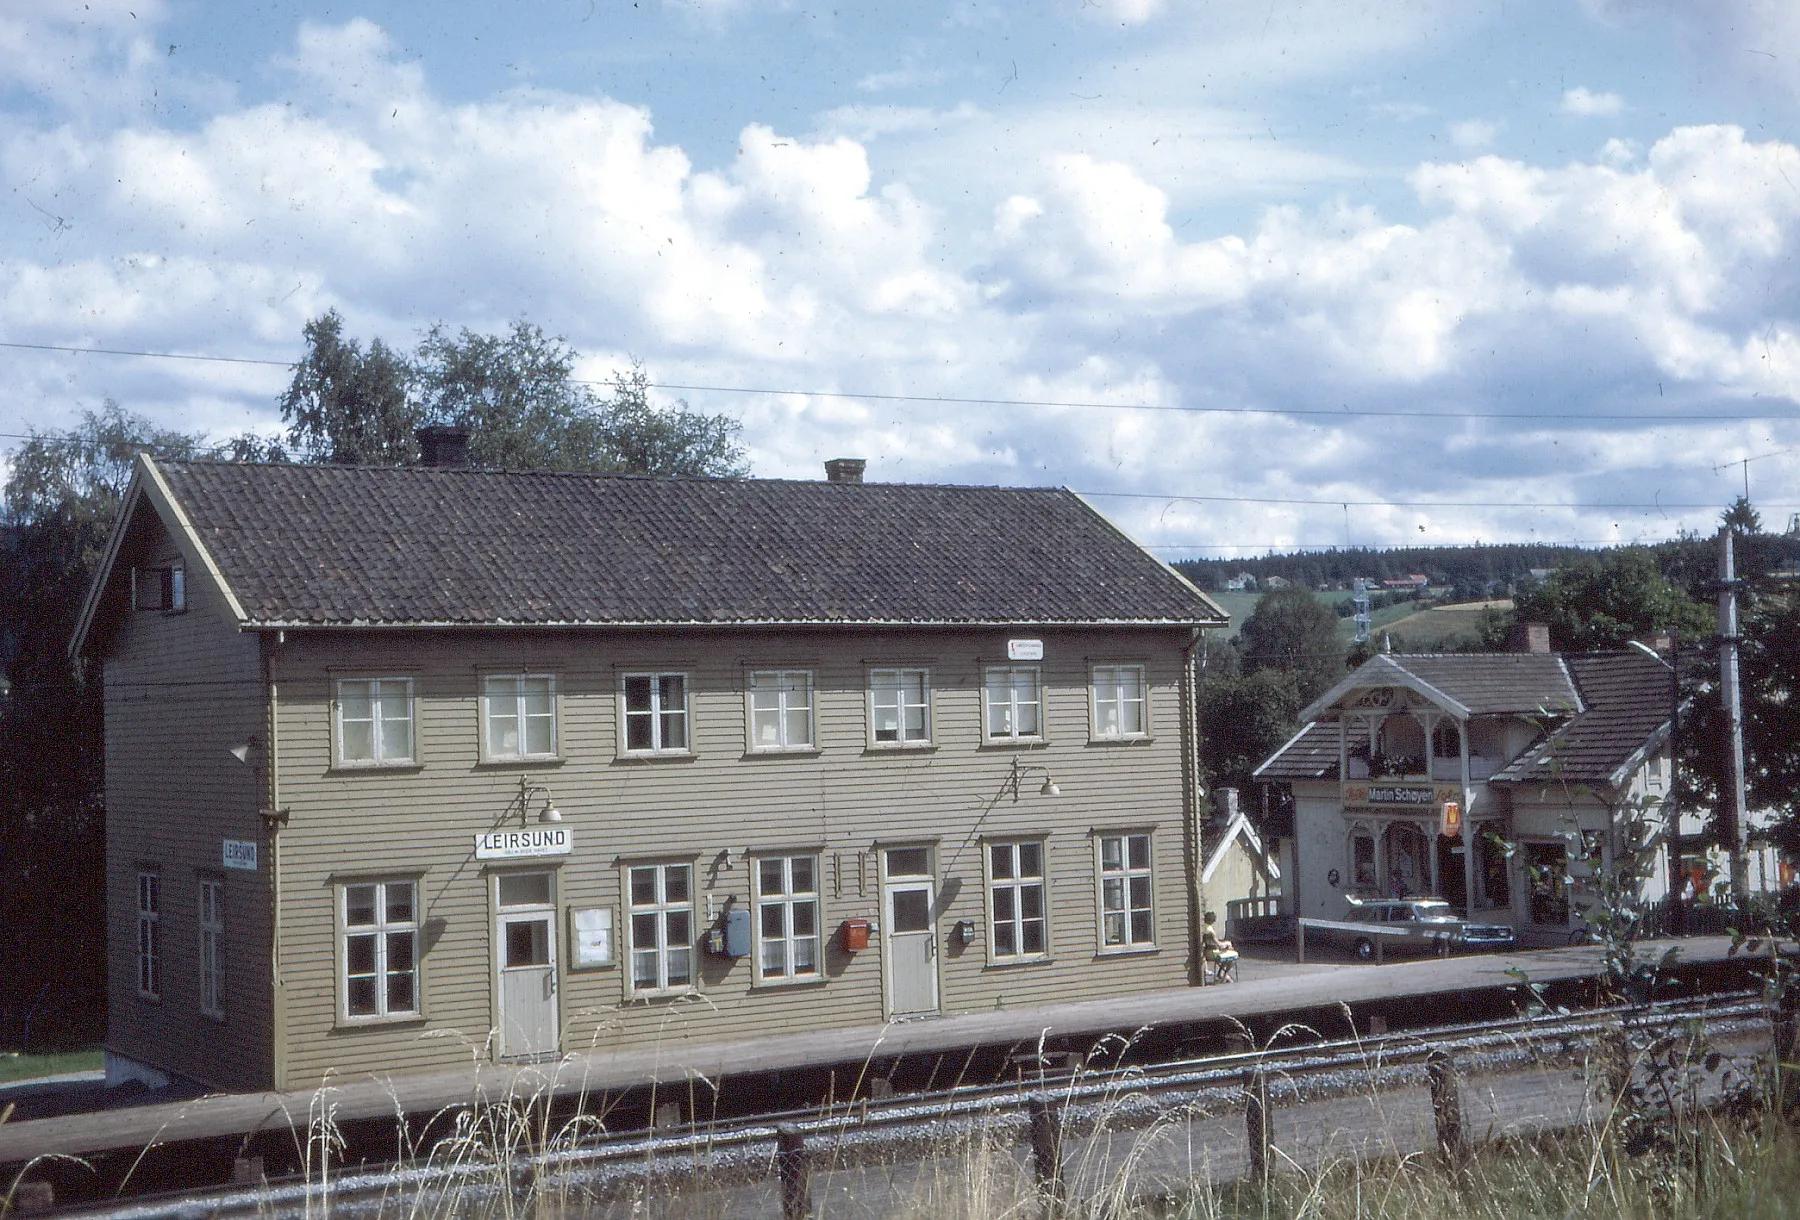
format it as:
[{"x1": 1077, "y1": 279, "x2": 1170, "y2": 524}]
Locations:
[
  {"x1": 71, "y1": 445, "x2": 1229, "y2": 1093},
  {"x1": 1253, "y1": 634, "x2": 1678, "y2": 945}
]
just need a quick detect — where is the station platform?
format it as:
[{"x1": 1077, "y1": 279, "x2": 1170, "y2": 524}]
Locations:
[{"x1": 0, "y1": 936, "x2": 1749, "y2": 1170}]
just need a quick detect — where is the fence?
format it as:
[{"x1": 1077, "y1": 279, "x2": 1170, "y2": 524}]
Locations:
[{"x1": 20, "y1": 993, "x2": 1776, "y2": 1220}]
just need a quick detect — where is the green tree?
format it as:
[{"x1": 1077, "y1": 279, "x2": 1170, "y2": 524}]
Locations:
[
  {"x1": 279, "y1": 313, "x2": 748, "y2": 477},
  {"x1": 1494, "y1": 548, "x2": 1714, "y2": 652},
  {"x1": 0, "y1": 405, "x2": 208, "y2": 1047},
  {"x1": 1237, "y1": 585, "x2": 1345, "y2": 704},
  {"x1": 1200, "y1": 660, "x2": 1307, "y2": 798}
]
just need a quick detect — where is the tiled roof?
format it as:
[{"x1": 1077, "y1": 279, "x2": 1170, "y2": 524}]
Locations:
[
  {"x1": 152, "y1": 460, "x2": 1225, "y2": 628},
  {"x1": 1489, "y1": 651, "x2": 1675, "y2": 786},
  {"x1": 1255, "y1": 650, "x2": 1671, "y2": 787}
]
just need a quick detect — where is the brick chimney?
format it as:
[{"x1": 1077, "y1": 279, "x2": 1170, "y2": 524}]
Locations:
[
  {"x1": 824, "y1": 458, "x2": 866, "y2": 484},
  {"x1": 416, "y1": 425, "x2": 471, "y2": 469},
  {"x1": 1508, "y1": 621, "x2": 1551, "y2": 654}
]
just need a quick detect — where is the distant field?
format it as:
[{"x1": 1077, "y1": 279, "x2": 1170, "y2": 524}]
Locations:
[
  {"x1": 0, "y1": 1048, "x2": 102, "y2": 1084},
  {"x1": 1373, "y1": 599, "x2": 1513, "y2": 651}
]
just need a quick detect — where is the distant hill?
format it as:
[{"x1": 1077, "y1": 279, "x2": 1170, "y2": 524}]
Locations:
[{"x1": 1176, "y1": 543, "x2": 1591, "y2": 597}]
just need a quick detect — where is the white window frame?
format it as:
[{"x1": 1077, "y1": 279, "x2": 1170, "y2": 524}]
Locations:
[
  {"x1": 1096, "y1": 832, "x2": 1156, "y2": 951},
  {"x1": 869, "y1": 667, "x2": 932, "y2": 747},
  {"x1": 340, "y1": 879, "x2": 421, "y2": 1022},
  {"x1": 985, "y1": 840, "x2": 1049, "y2": 962},
  {"x1": 137, "y1": 871, "x2": 161, "y2": 999},
  {"x1": 983, "y1": 666, "x2": 1044, "y2": 743},
  {"x1": 753, "y1": 854, "x2": 822, "y2": 983},
  {"x1": 1091, "y1": 664, "x2": 1149, "y2": 741},
  {"x1": 482, "y1": 673, "x2": 559, "y2": 762},
  {"x1": 748, "y1": 670, "x2": 815, "y2": 752},
  {"x1": 627, "y1": 862, "x2": 695, "y2": 995},
  {"x1": 335, "y1": 677, "x2": 416, "y2": 768},
  {"x1": 621, "y1": 672, "x2": 690, "y2": 755},
  {"x1": 198, "y1": 878, "x2": 225, "y2": 1019}
]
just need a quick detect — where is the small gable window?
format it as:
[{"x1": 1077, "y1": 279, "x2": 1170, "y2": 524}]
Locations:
[{"x1": 133, "y1": 564, "x2": 185, "y2": 613}]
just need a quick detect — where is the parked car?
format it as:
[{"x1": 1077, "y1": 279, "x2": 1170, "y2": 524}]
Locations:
[{"x1": 1337, "y1": 898, "x2": 1516, "y2": 961}]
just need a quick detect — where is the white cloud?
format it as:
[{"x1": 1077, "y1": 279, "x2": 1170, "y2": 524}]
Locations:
[
  {"x1": 1077, "y1": 0, "x2": 1164, "y2": 26},
  {"x1": 1449, "y1": 119, "x2": 1501, "y2": 149},
  {"x1": 1563, "y1": 87, "x2": 1625, "y2": 116}
]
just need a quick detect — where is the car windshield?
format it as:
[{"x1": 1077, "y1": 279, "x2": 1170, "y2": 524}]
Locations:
[{"x1": 1411, "y1": 902, "x2": 1455, "y2": 921}]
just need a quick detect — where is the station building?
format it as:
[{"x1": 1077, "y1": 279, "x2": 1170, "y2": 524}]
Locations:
[{"x1": 71, "y1": 446, "x2": 1230, "y2": 1092}]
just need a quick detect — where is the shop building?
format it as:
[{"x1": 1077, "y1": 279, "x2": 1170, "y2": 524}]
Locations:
[
  {"x1": 1254, "y1": 638, "x2": 1677, "y2": 944},
  {"x1": 71, "y1": 450, "x2": 1227, "y2": 1092}
]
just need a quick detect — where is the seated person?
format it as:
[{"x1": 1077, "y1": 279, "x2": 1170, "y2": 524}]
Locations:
[{"x1": 1202, "y1": 911, "x2": 1239, "y2": 979}]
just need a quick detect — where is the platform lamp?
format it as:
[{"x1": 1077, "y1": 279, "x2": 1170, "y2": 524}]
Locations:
[
  {"x1": 1006, "y1": 757, "x2": 1061, "y2": 801},
  {"x1": 517, "y1": 775, "x2": 562, "y2": 825}
]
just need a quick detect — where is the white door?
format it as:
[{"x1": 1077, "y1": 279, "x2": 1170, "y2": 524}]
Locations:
[
  {"x1": 884, "y1": 848, "x2": 939, "y2": 1017},
  {"x1": 496, "y1": 872, "x2": 559, "y2": 1059}
]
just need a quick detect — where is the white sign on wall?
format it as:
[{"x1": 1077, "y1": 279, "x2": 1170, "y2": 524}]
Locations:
[
  {"x1": 475, "y1": 827, "x2": 573, "y2": 861},
  {"x1": 571, "y1": 907, "x2": 614, "y2": 967},
  {"x1": 1007, "y1": 638, "x2": 1045, "y2": 661},
  {"x1": 222, "y1": 839, "x2": 259, "y2": 871}
]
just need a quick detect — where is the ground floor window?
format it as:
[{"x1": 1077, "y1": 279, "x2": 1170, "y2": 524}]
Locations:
[
  {"x1": 1383, "y1": 822, "x2": 1430, "y2": 897},
  {"x1": 1525, "y1": 842, "x2": 1570, "y2": 924},
  {"x1": 1477, "y1": 822, "x2": 1511, "y2": 906},
  {"x1": 754, "y1": 855, "x2": 820, "y2": 981},
  {"x1": 1098, "y1": 833, "x2": 1154, "y2": 949},
  {"x1": 198, "y1": 878, "x2": 225, "y2": 1019},
  {"x1": 342, "y1": 880, "x2": 419, "y2": 1019},
  {"x1": 137, "y1": 871, "x2": 161, "y2": 998},
  {"x1": 987, "y1": 840, "x2": 1047, "y2": 959},
  {"x1": 628, "y1": 863, "x2": 694, "y2": 993},
  {"x1": 1350, "y1": 830, "x2": 1377, "y2": 892}
]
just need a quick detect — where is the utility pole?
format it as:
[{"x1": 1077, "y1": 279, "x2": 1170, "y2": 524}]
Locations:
[{"x1": 1718, "y1": 525, "x2": 1750, "y2": 901}]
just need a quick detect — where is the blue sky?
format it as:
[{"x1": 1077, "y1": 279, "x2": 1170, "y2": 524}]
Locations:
[{"x1": 3, "y1": 0, "x2": 1798, "y2": 557}]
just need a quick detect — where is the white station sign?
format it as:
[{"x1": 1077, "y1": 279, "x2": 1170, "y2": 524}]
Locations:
[
  {"x1": 475, "y1": 827, "x2": 573, "y2": 861},
  {"x1": 222, "y1": 839, "x2": 259, "y2": 871},
  {"x1": 1007, "y1": 638, "x2": 1045, "y2": 661}
]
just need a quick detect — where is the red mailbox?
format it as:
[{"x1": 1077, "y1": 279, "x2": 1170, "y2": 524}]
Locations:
[{"x1": 841, "y1": 918, "x2": 871, "y2": 952}]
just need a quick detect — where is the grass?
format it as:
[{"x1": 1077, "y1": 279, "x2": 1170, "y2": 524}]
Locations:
[{"x1": 0, "y1": 1048, "x2": 102, "y2": 1085}]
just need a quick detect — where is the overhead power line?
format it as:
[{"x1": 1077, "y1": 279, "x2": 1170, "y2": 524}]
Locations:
[{"x1": 4, "y1": 338, "x2": 1799, "y2": 424}]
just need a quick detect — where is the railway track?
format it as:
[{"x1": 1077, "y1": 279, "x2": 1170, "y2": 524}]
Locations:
[{"x1": 13, "y1": 988, "x2": 1775, "y2": 1219}]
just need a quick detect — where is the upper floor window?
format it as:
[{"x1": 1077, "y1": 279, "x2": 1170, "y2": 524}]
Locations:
[
  {"x1": 198, "y1": 879, "x2": 225, "y2": 1020},
  {"x1": 337, "y1": 678, "x2": 415, "y2": 766},
  {"x1": 137, "y1": 871, "x2": 161, "y2": 999},
  {"x1": 755, "y1": 855, "x2": 821, "y2": 982},
  {"x1": 1097, "y1": 832, "x2": 1154, "y2": 950},
  {"x1": 342, "y1": 880, "x2": 419, "y2": 1020},
  {"x1": 987, "y1": 841, "x2": 1048, "y2": 960},
  {"x1": 870, "y1": 668, "x2": 931, "y2": 746},
  {"x1": 623, "y1": 673, "x2": 688, "y2": 753},
  {"x1": 133, "y1": 563, "x2": 185, "y2": 613},
  {"x1": 484, "y1": 674, "x2": 557, "y2": 761},
  {"x1": 984, "y1": 667, "x2": 1042, "y2": 742},
  {"x1": 749, "y1": 670, "x2": 814, "y2": 751},
  {"x1": 1091, "y1": 665, "x2": 1147, "y2": 740}
]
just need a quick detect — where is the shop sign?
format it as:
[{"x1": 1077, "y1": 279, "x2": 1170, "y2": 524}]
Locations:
[
  {"x1": 475, "y1": 827, "x2": 573, "y2": 861},
  {"x1": 1343, "y1": 784, "x2": 1461, "y2": 808}
]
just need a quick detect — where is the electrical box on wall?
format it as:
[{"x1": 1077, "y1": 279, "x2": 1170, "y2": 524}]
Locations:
[{"x1": 706, "y1": 907, "x2": 753, "y2": 958}]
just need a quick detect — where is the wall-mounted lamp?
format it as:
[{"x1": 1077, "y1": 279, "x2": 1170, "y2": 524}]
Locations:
[
  {"x1": 517, "y1": 775, "x2": 561, "y2": 825},
  {"x1": 1007, "y1": 757, "x2": 1061, "y2": 802},
  {"x1": 953, "y1": 919, "x2": 976, "y2": 947},
  {"x1": 228, "y1": 736, "x2": 262, "y2": 765}
]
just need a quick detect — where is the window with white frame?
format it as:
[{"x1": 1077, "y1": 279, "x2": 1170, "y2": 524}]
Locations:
[
  {"x1": 623, "y1": 673, "x2": 688, "y2": 753},
  {"x1": 984, "y1": 667, "x2": 1042, "y2": 741},
  {"x1": 754, "y1": 855, "x2": 821, "y2": 981},
  {"x1": 198, "y1": 879, "x2": 225, "y2": 1019},
  {"x1": 1091, "y1": 665, "x2": 1147, "y2": 739},
  {"x1": 341, "y1": 880, "x2": 419, "y2": 1019},
  {"x1": 484, "y1": 674, "x2": 557, "y2": 760},
  {"x1": 628, "y1": 863, "x2": 694, "y2": 993},
  {"x1": 336, "y1": 678, "x2": 415, "y2": 766},
  {"x1": 749, "y1": 671, "x2": 814, "y2": 751},
  {"x1": 870, "y1": 668, "x2": 931, "y2": 745},
  {"x1": 137, "y1": 871, "x2": 161, "y2": 998},
  {"x1": 987, "y1": 841, "x2": 1047, "y2": 959},
  {"x1": 1097, "y1": 833, "x2": 1154, "y2": 949}
]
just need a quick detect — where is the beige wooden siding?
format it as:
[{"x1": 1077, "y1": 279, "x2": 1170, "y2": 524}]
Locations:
[
  {"x1": 103, "y1": 518, "x2": 273, "y2": 1092},
  {"x1": 268, "y1": 627, "x2": 1198, "y2": 1088}
]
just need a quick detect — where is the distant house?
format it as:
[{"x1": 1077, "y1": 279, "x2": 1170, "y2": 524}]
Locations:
[
  {"x1": 1224, "y1": 572, "x2": 1258, "y2": 592},
  {"x1": 1254, "y1": 633, "x2": 1679, "y2": 944},
  {"x1": 71, "y1": 446, "x2": 1231, "y2": 1092},
  {"x1": 1262, "y1": 575, "x2": 1290, "y2": 590},
  {"x1": 1380, "y1": 574, "x2": 1430, "y2": 593}
]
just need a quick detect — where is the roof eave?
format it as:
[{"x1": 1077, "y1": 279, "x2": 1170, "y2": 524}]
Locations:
[
  {"x1": 1297, "y1": 655, "x2": 1473, "y2": 724},
  {"x1": 238, "y1": 615, "x2": 1225, "y2": 631}
]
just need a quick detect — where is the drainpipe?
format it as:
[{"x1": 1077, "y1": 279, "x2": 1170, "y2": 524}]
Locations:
[
  {"x1": 1183, "y1": 628, "x2": 1206, "y2": 985},
  {"x1": 1460, "y1": 715, "x2": 1476, "y2": 919},
  {"x1": 261, "y1": 632, "x2": 288, "y2": 1090}
]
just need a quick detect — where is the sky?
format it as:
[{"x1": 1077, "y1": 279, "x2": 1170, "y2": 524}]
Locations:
[{"x1": 3, "y1": 0, "x2": 1798, "y2": 560}]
